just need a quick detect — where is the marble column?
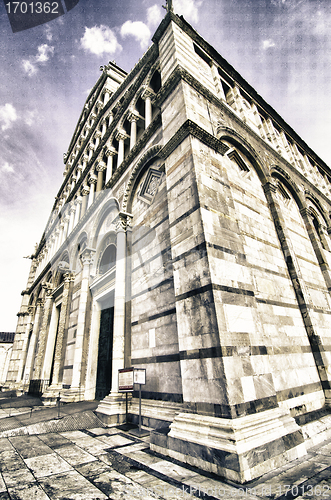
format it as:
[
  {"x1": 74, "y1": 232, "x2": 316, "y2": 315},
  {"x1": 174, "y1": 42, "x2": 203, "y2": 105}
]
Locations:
[
  {"x1": 103, "y1": 89, "x2": 111, "y2": 106},
  {"x1": 94, "y1": 130, "x2": 101, "y2": 149},
  {"x1": 33, "y1": 284, "x2": 54, "y2": 380},
  {"x1": 73, "y1": 196, "x2": 82, "y2": 227},
  {"x1": 80, "y1": 186, "x2": 90, "y2": 218},
  {"x1": 110, "y1": 213, "x2": 131, "y2": 393},
  {"x1": 41, "y1": 301, "x2": 60, "y2": 381},
  {"x1": 88, "y1": 174, "x2": 98, "y2": 208},
  {"x1": 141, "y1": 87, "x2": 155, "y2": 128},
  {"x1": 84, "y1": 300, "x2": 102, "y2": 400},
  {"x1": 105, "y1": 146, "x2": 117, "y2": 184},
  {"x1": 115, "y1": 130, "x2": 128, "y2": 166},
  {"x1": 68, "y1": 204, "x2": 76, "y2": 235},
  {"x1": 128, "y1": 112, "x2": 139, "y2": 150},
  {"x1": 48, "y1": 273, "x2": 75, "y2": 389},
  {"x1": 22, "y1": 299, "x2": 44, "y2": 384},
  {"x1": 96, "y1": 161, "x2": 107, "y2": 193},
  {"x1": 71, "y1": 249, "x2": 95, "y2": 390},
  {"x1": 16, "y1": 306, "x2": 34, "y2": 384}
]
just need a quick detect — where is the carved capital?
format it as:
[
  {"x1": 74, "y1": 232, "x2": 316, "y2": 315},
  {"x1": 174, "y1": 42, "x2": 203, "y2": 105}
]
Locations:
[
  {"x1": 36, "y1": 298, "x2": 45, "y2": 308},
  {"x1": 96, "y1": 100, "x2": 103, "y2": 110},
  {"x1": 89, "y1": 174, "x2": 98, "y2": 185},
  {"x1": 28, "y1": 306, "x2": 35, "y2": 315},
  {"x1": 141, "y1": 86, "x2": 155, "y2": 101},
  {"x1": 88, "y1": 143, "x2": 96, "y2": 152},
  {"x1": 63, "y1": 272, "x2": 75, "y2": 283},
  {"x1": 96, "y1": 161, "x2": 107, "y2": 172},
  {"x1": 116, "y1": 212, "x2": 133, "y2": 233},
  {"x1": 81, "y1": 185, "x2": 90, "y2": 196},
  {"x1": 80, "y1": 248, "x2": 96, "y2": 266},
  {"x1": 75, "y1": 195, "x2": 83, "y2": 206},
  {"x1": 128, "y1": 110, "x2": 140, "y2": 123},
  {"x1": 115, "y1": 129, "x2": 129, "y2": 142},
  {"x1": 105, "y1": 146, "x2": 117, "y2": 157},
  {"x1": 94, "y1": 130, "x2": 102, "y2": 139}
]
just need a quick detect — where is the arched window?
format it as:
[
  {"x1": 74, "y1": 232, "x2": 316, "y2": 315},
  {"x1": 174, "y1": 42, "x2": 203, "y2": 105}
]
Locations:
[{"x1": 99, "y1": 244, "x2": 116, "y2": 274}]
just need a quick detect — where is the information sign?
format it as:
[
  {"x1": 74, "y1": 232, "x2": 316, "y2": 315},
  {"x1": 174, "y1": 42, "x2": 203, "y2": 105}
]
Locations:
[{"x1": 118, "y1": 368, "x2": 134, "y2": 392}]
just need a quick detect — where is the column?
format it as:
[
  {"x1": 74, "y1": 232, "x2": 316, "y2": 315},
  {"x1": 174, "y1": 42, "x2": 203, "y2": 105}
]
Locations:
[
  {"x1": 80, "y1": 186, "x2": 90, "y2": 218},
  {"x1": 82, "y1": 153, "x2": 89, "y2": 172},
  {"x1": 88, "y1": 174, "x2": 97, "y2": 208},
  {"x1": 111, "y1": 213, "x2": 131, "y2": 393},
  {"x1": 88, "y1": 143, "x2": 95, "y2": 161},
  {"x1": 94, "y1": 130, "x2": 102, "y2": 149},
  {"x1": 74, "y1": 196, "x2": 82, "y2": 227},
  {"x1": 128, "y1": 112, "x2": 139, "y2": 150},
  {"x1": 70, "y1": 175, "x2": 77, "y2": 192},
  {"x1": 96, "y1": 161, "x2": 107, "y2": 193},
  {"x1": 33, "y1": 283, "x2": 54, "y2": 380},
  {"x1": 16, "y1": 307, "x2": 34, "y2": 384},
  {"x1": 48, "y1": 273, "x2": 75, "y2": 388},
  {"x1": 22, "y1": 299, "x2": 44, "y2": 384},
  {"x1": 103, "y1": 88, "x2": 111, "y2": 106},
  {"x1": 115, "y1": 130, "x2": 128, "y2": 166},
  {"x1": 105, "y1": 146, "x2": 117, "y2": 184},
  {"x1": 41, "y1": 301, "x2": 60, "y2": 381},
  {"x1": 84, "y1": 300, "x2": 102, "y2": 400},
  {"x1": 141, "y1": 87, "x2": 155, "y2": 128},
  {"x1": 101, "y1": 117, "x2": 107, "y2": 137},
  {"x1": 68, "y1": 204, "x2": 76, "y2": 235},
  {"x1": 71, "y1": 249, "x2": 95, "y2": 389}
]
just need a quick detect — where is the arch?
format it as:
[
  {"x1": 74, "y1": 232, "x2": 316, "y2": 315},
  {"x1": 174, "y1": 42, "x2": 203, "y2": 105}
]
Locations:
[
  {"x1": 122, "y1": 145, "x2": 163, "y2": 212},
  {"x1": 217, "y1": 127, "x2": 269, "y2": 185},
  {"x1": 305, "y1": 191, "x2": 329, "y2": 228},
  {"x1": 270, "y1": 165, "x2": 306, "y2": 210},
  {"x1": 95, "y1": 231, "x2": 117, "y2": 276},
  {"x1": 91, "y1": 198, "x2": 119, "y2": 248}
]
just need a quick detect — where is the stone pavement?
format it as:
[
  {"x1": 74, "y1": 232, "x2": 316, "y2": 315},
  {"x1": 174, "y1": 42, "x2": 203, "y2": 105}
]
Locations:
[{"x1": 0, "y1": 395, "x2": 330, "y2": 499}]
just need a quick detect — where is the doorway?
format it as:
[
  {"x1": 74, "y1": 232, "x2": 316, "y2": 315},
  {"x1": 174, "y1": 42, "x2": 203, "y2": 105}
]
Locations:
[{"x1": 95, "y1": 306, "x2": 114, "y2": 400}]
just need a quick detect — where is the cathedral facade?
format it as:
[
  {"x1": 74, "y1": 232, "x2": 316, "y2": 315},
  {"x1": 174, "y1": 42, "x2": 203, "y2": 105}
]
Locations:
[{"x1": 5, "y1": 11, "x2": 331, "y2": 482}]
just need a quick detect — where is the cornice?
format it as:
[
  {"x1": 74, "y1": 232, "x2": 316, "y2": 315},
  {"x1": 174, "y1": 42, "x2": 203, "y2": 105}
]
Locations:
[{"x1": 159, "y1": 119, "x2": 229, "y2": 159}]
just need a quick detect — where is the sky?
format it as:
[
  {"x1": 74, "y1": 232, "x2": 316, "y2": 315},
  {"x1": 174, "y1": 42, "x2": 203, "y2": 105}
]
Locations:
[{"x1": 0, "y1": 0, "x2": 330, "y2": 331}]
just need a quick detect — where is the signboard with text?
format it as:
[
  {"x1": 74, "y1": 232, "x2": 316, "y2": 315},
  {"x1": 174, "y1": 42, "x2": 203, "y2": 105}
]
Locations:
[{"x1": 118, "y1": 368, "x2": 134, "y2": 392}]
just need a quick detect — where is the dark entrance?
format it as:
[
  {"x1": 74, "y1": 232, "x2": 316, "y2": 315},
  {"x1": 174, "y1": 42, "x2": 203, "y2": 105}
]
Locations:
[{"x1": 95, "y1": 306, "x2": 114, "y2": 400}]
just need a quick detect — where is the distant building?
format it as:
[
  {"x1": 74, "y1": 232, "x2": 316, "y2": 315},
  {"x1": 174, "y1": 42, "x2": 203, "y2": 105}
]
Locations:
[
  {"x1": 5, "y1": 10, "x2": 331, "y2": 483},
  {"x1": 0, "y1": 332, "x2": 15, "y2": 388}
]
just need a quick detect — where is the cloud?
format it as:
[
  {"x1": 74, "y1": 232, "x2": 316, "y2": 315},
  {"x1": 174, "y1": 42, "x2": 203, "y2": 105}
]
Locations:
[
  {"x1": 173, "y1": 0, "x2": 201, "y2": 24},
  {"x1": 44, "y1": 25, "x2": 53, "y2": 41},
  {"x1": 22, "y1": 60, "x2": 37, "y2": 76},
  {"x1": 120, "y1": 21, "x2": 151, "y2": 49},
  {"x1": 147, "y1": 5, "x2": 163, "y2": 27},
  {"x1": 80, "y1": 25, "x2": 122, "y2": 56},
  {"x1": 263, "y1": 39, "x2": 276, "y2": 49},
  {"x1": 0, "y1": 104, "x2": 17, "y2": 131},
  {"x1": 36, "y1": 44, "x2": 54, "y2": 63},
  {"x1": 1, "y1": 162, "x2": 15, "y2": 174},
  {"x1": 24, "y1": 110, "x2": 42, "y2": 127},
  {"x1": 22, "y1": 44, "x2": 55, "y2": 76}
]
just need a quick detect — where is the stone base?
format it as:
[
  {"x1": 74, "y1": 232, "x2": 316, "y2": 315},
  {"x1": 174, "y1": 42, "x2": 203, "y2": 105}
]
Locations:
[
  {"x1": 129, "y1": 398, "x2": 183, "y2": 429},
  {"x1": 150, "y1": 408, "x2": 307, "y2": 483},
  {"x1": 95, "y1": 392, "x2": 129, "y2": 426}
]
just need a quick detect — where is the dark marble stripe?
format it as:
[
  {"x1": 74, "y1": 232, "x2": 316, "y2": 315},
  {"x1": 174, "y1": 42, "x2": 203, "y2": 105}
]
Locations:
[
  {"x1": 175, "y1": 283, "x2": 254, "y2": 302},
  {"x1": 256, "y1": 297, "x2": 300, "y2": 309},
  {"x1": 131, "y1": 352, "x2": 180, "y2": 364},
  {"x1": 132, "y1": 215, "x2": 169, "y2": 247},
  {"x1": 132, "y1": 344, "x2": 316, "y2": 365},
  {"x1": 133, "y1": 390, "x2": 183, "y2": 403},
  {"x1": 276, "y1": 382, "x2": 322, "y2": 402},
  {"x1": 131, "y1": 277, "x2": 174, "y2": 300},
  {"x1": 168, "y1": 204, "x2": 200, "y2": 229},
  {"x1": 131, "y1": 307, "x2": 176, "y2": 327},
  {"x1": 132, "y1": 245, "x2": 172, "y2": 274}
]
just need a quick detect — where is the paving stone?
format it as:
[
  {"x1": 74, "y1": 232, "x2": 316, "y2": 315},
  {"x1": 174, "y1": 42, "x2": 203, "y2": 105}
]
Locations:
[
  {"x1": 7, "y1": 482, "x2": 50, "y2": 500},
  {"x1": 88, "y1": 427, "x2": 118, "y2": 436},
  {"x1": 0, "y1": 450, "x2": 26, "y2": 472},
  {"x1": 95, "y1": 433, "x2": 135, "y2": 448},
  {"x1": 38, "y1": 433, "x2": 71, "y2": 449},
  {"x1": 54, "y1": 444, "x2": 97, "y2": 466},
  {"x1": 2, "y1": 467, "x2": 36, "y2": 488},
  {"x1": 0, "y1": 474, "x2": 6, "y2": 493},
  {"x1": 75, "y1": 460, "x2": 112, "y2": 480},
  {"x1": 24, "y1": 452, "x2": 73, "y2": 478},
  {"x1": 116, "y1": 442, "x2": 150, "y2": 454},
  {"x1": 9, "y1": 436, "x2": 53, "y2": 459},
  {"x1": 38, "y1": 470, "x2": 107, "y2": 499}
]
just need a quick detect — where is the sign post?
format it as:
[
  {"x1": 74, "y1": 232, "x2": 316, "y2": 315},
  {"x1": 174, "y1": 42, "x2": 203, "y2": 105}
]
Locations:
[{"x1": 118, "y1": 367, "x2": 148, "y2": 436}]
